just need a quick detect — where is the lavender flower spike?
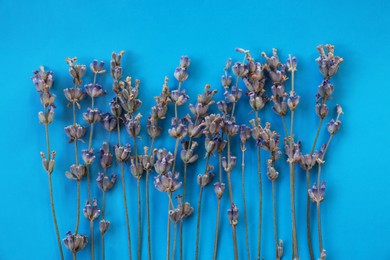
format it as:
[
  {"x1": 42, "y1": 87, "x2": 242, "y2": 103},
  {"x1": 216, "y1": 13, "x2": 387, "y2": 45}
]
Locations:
[
  {"x1": 153, "y1": 171, "x2": 182, "y2": 193},
  {"x1": 64, "y1": 124, "x2": 86, "y2": 143},
  {"x1": 85, "y1": 83, "x2": 107, "y2": 98},
  {"x1": 100, "y1": 142, "x2": 113, "y2": 169},
  {"x1": 214, "y1": 182, "x2": 225, "y2": 199},
  {"x1": 316, "y1": 44, "x2": 344, "y2": 79},
  {"x1": 227, "y1": 204, "x2": 239, "y2": 226},
  {"x1": 63, "y1": 231, "x2": 88, "y2": 253},
  {"x1": 65, "y1": 164, "x2": 86, "y2": 181},
  {"x1": 90, "y1": 60, "x2": 106, "y2": 74},
  {"x1": 96, "y1": 172, "x2": 117, "y2": 191},
  {"x1": 99, "y1": 220, "x2": 110, "y2": 235},
  {"x1": 32, "y1": 66, "x2": 54, "y2": 92},
  {"x1": 308, "y1": 182, "x2": 326, "y2": 203},
  {"x1": 81, "y1": 148, "x2": 96, "y2": 166},
  {"x1": 154, "y1": 149, "x2": 174, "y2": 175}
]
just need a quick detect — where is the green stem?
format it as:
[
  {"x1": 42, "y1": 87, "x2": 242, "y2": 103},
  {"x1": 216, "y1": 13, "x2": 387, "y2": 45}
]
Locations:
[
  {"x1": 232, "y1": 226, "x2": 239, "y2": 260},
  {"x1": 195, "y1": 187, "x2": 203, "y2": 260},
  {"x1": 73, "y1": 253, "x2": 77, "y2": 260},
  {"x1": 87, "y1": 166, "x2": 91, "y2": 201},
  {"x1": 241, "y1": 147, "x2": 250, "y2": 260},
  {"x1": 290, "y1": 163, "x2": 298, "y2": 258},
  {"x1": 90, "y1": 221, "x2": 95, "y2": 260},
  {"x1": 306, "y1": 170, "x2": 314, "y2": 260},
  {"x1": 213, "y1": 198, "x2": 221, "y2": 260},
  {"x1": 121, "y1": 162, "x2": 132, "y2": 260},
  {"x1": 44, "y1": 122, "x2": 64, "y2": 260},
  {"x1": 137, "y1": 179, "x2": 141, "y2": 260},
  {"x1": 146, "y1": 170, "x2": 152, "y2": 260},
  {"x1": 102, "y1": 234, "x2": 105, "y2": 260},
  {"x1": 75, "y1": 180, "x2": 80, "y2": 234},
  {"x1": 255, "y1": 110, "x2": 262, "y2": 260},
  {"x1": 310, "y1": 119, "x2": 323, "y2": 155},
  {"x1": 272, "y1": 180, "x2": 278, "y2": 253},
  {"x1": 173, "y1": 223, "x2": 177, "y2": 260},
  {"x1": 171, "y1": 138, "x2": 180, "y2": 174},
  {"x1": 317, "y1": 200, "x2": 323, "y2": 253}
]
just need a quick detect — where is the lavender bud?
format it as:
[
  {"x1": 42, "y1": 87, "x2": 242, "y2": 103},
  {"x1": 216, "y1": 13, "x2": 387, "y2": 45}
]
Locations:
[
  {"x1": 112, "y1": 66, "x2": 122, "y2": 80},
  {"x1": 232, "y1": 62, "x2": 248, "y2": 77},
  {"x1": 298, "y1": 153, "x2": 318, "y2": 171},
  {"x1": 174, "y1": 67, "x2": 189, "y2": 82},
  {"x1": 66, "y1": 57, "x2": 86, "y2": 85},
  {"x1": 317, "y1": 80, "x2": 334, "y2": 100},
  {"x1": 140, "y1": 147, "x2": 155, "y2": 171},
  {"x1": 262, "y1": 49, "x2": 281, "y2": 70},
  {"x1": 40, "y1": 91, "x2": 56, "y2": 107},
  {"x1": 101, "y1": 113, "x2": 117, "y2": 132},
  {"x1": 64, "y1": 124, "x2": 86, "y2": 143},
  {"x1": 214, "y1": 182, "x2": 225, "y2": 199},
  {"x1": 83, "y1": 108, "x2": 101, "y2": 124},
  {"x1": 180, "y1": 201, "x2": 194, "y2": 219},
  {"x1": 217, "y1": 101, "x2": 232, "y2": 115},
  {"x1": 114, "y1": 144, "x2": 131, "y2": 162},
  {"x1": 63, "y1": 231, "x2": 88, "y2": 253},
  {"x1": 83, "y1": 199, "x2": 101, "y2": 222},
  {"x1": 308, "y1": 181, "x2": 326, "y2": 203},
  {"x1": 249, "y1": 92, "x2": 266, "y2": 111},
  {"x1": 168, "y1": 117, "x2": 188, "y2": 139},
  {"x1": 267, "y1": 160, "x2": 279, "y2": 180},
  {"x1": 96, "y1": 172, "x2": 117, "y2": 191},
  {"x1": 180, "y1": 148, "x2": 198, "y2": 164},
  {"x1": 240, "y1": 125, "x2": 251, "y2": 144},
  {"x1": 316, "y1": 44, "x2": 344, "y2": 78},
  {"x1": 316, "y1": 103, "x2": 329, "y2": 119},
  {"x1": 85, "y1": 83, "x2": 107, "y2": 98},
  {"x1": 286, "y1": 55, "x2": 297, "y2": 72},
  {"x1": 287, "y1": 91, "x2": 300, "y2": 111},
  {"x1": 197, "y1": 167, "x2": 214, "y2": 188},
  {"x1": 327, "y1": 119, "x2": 341, "y2": 135},
  {"x1": 130, "y1": 157, "x2": 144, "y2": 180},
  {"x1": 170, "y1": 90, "x2": 189, "y2": 106},
  {"x1": 99, "y1": 220, "x2": 110, "y2": 235},
  {"x1": 222, "y1": 156, "x2": 237, "y2": 172},
  {"x1": 285, "y1": 142, "x2": 301, "y2": 164},
  {"x1": 82, "y1": 148, "x2": 96, "y2": 166},
  {"x1": 227, "y1": 204, "x2": 239, "y2": 226},
  {"x1": 32, "y1": 66, "x2": 54, "y2": 92},
  {"x1": 64, "y1": 87, "x2": 86, "y2": 104},
  {"x1": 38, "y1": 106, "x2": 55, "y2": 125},
  {"x1": 336, "y1": 104, "x2": 343, "y2": 115},
  {"x1": 179, "y1": 56, "x2": 191, "y2": 68},
  {"x1": 271, "y1": 85, "x2": 285, "y2": 97},
  {"x1": 154, "y1": 171, "x2": 182, "y2": 193},
  {"x1": 154, "y1": 149, "x2": 174, "y2": 175},
  {"x1": 65, "y1": 164, "x2": 86, "y2": 181},
  {"x1": 125, "y1": 114, "x2": 142, "y2": 137},
  {"x1": 109, "y1": 99, "x2": 122, "y2": 117},
  {"x1": 100, "y1": 142, "x2": 113, "y2": 168},
  {"x1": 169, "y1": 208, "x2": 182, "y2": 224},
  {"x1": 221, "y1": 75, "x2": 232, "y2": 88},
  {"x1": 147, "y1": 117, "x2": 162, "y2": 138},
  {"x1": 90, "y1": 60, "x2": 106, "y2": 74},
  {"x1": 277, "y1": 240, "x2": 284, "y2": 258}
]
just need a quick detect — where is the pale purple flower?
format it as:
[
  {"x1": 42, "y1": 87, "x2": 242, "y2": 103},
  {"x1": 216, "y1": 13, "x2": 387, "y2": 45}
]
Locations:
[
  {"x1": 154, "y1": 171, "x2": 182, "y2": 193},
  {"x1": 64, "y1": 88, "x2": 86, "y2": 104},
  {"x1": 179, "y1": 56, "x2": 191, "y2": 68},
  {"x1": 217, "y1": 101, "x2": 232, "y2": 115},
  {"x1": 40, "y1": 91, "x2": 56, "y2": 107},
  {"x1": 285, "y1": 142, "x2": 301, "y2": 164},
  {"x1": 96, "y1": 172, "x2": 117, "y2": 191},
  {"x1": 66, "y1": 57, "x2": 86, "y2": 85},
  {"x1": 249, "y1": 92, "x2": 267, "y2": 111},
  {"x1": 316, "y1": 44, "x2": 344, "y2": 79},
  {"x1": 232, "y1": 62, "x2": 248, "y2": 77},
  {"x1": 298, "y1": 152, "x2": 319, "y2": 171},
  {"x1": 327, "y1": 119, "x2": 341, "y2": 135},
  {"x1": 63, "y1": 231, "x2": 88, "y2": 253},
  {"x1": 147, "y1": 117, "x2": 162, "y2": 138},
  {"x1": 100, "y1": 142, "x2": 113, "y2": 168},
  {"x1": 85, "y1": 83, "x2": 107, "y2": 98},
  {"x1": 125, "y1": 113, "x2": 142, "y2": 137},
  {"x1": 168, "y1": 117, "x2": 187, "y2": 139},
  {"x1": 40, "y1": 151, "x2": 56, "y2": 174},
  {"x1": 197, "y1": 166, "x2": 215, "y2": 188},
  {"x1": 90, "y1": 60, "x2": 106, "y2": 74},
  {"x1": 114, "y1": 144, "x2": 130, "y2": 163},
  {"x1": 65, "y1": 124, "x2": 86, "y2": 143},
  {"x1": 221, "y1": 75, "x2": 232, "y2": 88},
  {"x1": 174, "y1": 67, "x2": 189, "y2": 82},
  {"x1": 38, "y1": 106, "x2": 55, "y2": 125},
  {"x1": 101, "y1": 113, "x2": 117, "y2": 132},
  {"x1": 317, "y1": 80, "x2": 334, "y2": 100},
  {"x1": 170, "y1": 90, "x2": 189, "y2": 106},
  {"x1": 32, "y1": 66, "x2": 54, "y2": 92},
  {"x1": 65, "y1": 164, "x2": 86, "y2": 181},
  {"x1": 99, "y1": 220, "x2": 110, "y2": 235},
  {"x1": 83, "y1": 199, "x2": 101, "y2": 221},
  {"x1": 109, "y1": 99, "x2": 122, "y2": 117},
  {"x1": 130, "y1": 157, "x2": 144, "y2": 180},
  {"x1": 154, "y1": 149, "x2": 174, "y2": 175},
  {"x1": 287, "y1": 91, "x2": 300, "y2": 111},
  {"x1": 214, "y1": 182, "x2": 225, "y2": 199},
  {"x1": 316, "y1": 103, "x2": 329, "y2": 119},
  {"x1": 286, "y1": 55, "x2": 297, "y2": 72},
  {"x1": 180, "y1": 141, "x2": 199, "y2": 164},
  {"x1": 222, "y1": 156, "x2": 237, "y2": 172},
  {"x1": 227, "y1": 204, "x2": 239, "y2": 226},
  {"x1": 267, "y1": 159, "x2": 279, "y2": 181},
  {"x1": 308, "y1": 182, "x2": 326, "y2": 203},
  {"x1": 240, "y1": 125, "x2": 251, "y2": 144},
  {"x1": 83, "y1": 108, "x2": 101, "y2": 124},
  {"x1": 82, "y1": 148, "x2": 96, "y2": 166}
]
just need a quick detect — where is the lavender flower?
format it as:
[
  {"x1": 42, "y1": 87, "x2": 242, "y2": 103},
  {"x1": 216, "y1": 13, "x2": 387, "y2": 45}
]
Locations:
[
  {"x1": 253, "y1": 122, "x2": 280, "y2": 152},
  {"x1": 66, "y1": 57, "x2": 86, "y2": 85},
  {"x1": 327, "y1": 119, "x2": 341, "y2": 135},
  {"x1": 154, "y1": 149, "x2": 174, "y2": 175},
  {"x1": 82, "y1": 148, "x2": 96, "y2": 166},
  {"x1": 298, "y1": 152, "x2": 319, "y2": 171},
  {"x1": 170, "y1": 90, "x2": 189, "y2": 106},
  {"x1": 179, "y1": 56, "x2": 191, "y2": 68},
  {"x1": 40, "y1": 91, "x2": 56, "y2": 107},
  {"x1": 286, "y1": 55, "x2": 297, "y2": 72},
  {"x1": 168, "y1": 117, "x2": 188, "y2": 139},
  {"x1": 99, "y1": 220, "x2": 110, "y2": 235},
  {"x1": 267, "y1": 159, "x2": 279, "y2": 181},
  {"x1": 90, "y1": 60, "x2": 106, "y2": 74},
  {"x1": 38, "y1": 106, "x2": 55, "y2": 125},
  {"x1": 140, "y1": 147, "x2": 155, "y2": 171},
  {"x1": 85, "y1": 83, "x2": 107, "y2": 98},
  {"x1": 40, "y1": 151, "x2": 56, "y2": 175},
  {"x1": 232, "y1": 62, "x2": 248, "y2": 78},
  {"x1": 32, "y1": 66, "x2": 54, "y2": 92},
  {"x1": 186, "y1": 116, "x2": 206, "y2": 138},
  {"x1": 118, "y1": 77, "x2": 142, "y2": 114},
  {"x1": 180, "y1": 141, "x2": 199, "y2": 164},
  {"x1": 221, "y1": 75, "x2": 232, "y2": 88},
  {"x1": 63, "y1": 231, "x2": 88, "y2": 253},
  {"x1": 83, "y1": 108, "x2": 101, "y2": 124},
  {"x1": 64, "y1": 88, "x2": 86, "y2": 105},
  {"x1": 147, "y1": 117, "x2": 162, "y2": 138},
  {"x1": 287, "y1": 91, "x2": 300, "y2": 111},
  {"x1": 109, "y1": 99, "x2": 122, "y2": 117},
  {"x1": 101, "y1": 113, "x2": 117, "y2": 132},
  {"x1": 96, "y1": 172, "x2": 117, "y2": 191},
  {"x1": 174, "y1": 57, "x2": 190, "y2": 82},
  {"x1": 197, "y1": 166, "x2": 215, "y2": 188},
  {"x1": 227, "y1": 204, "x2": 239, "y2": 226},
  {"x1": 249, "y1": 92, "x2": 267, "y2": 111},
  {"x1": 130, "y1": 157, "x2": 144, "y2": 180},
  {"x1": 308, "y1": 182, "x2": 326, "y2": 203},
  {"x1": 154, "y1": 171, "x2": 182, "y2": 192},
  {"x1": 100, "y1": 142, "x2": 113, "y2": 168},
  {"x1": 204, "y1": 114, "x2": 223, "y2": 135},
  {"x1": 214, "y1": 182, "x2": 225, "y2": 199},
  {"x1": 204, "y1": 136, "x2": 218, "y2": 157},
  {"x1": 240, "y1": 125, "x2": 251, "y2": 144},
  {"x1": 316, "y1": 44, "x2": 344, "y2": 79},
  {"x1": 65, "y1": 164, "x2": 86, "y2": 181},
  {"x1": 222, "y1": 117, "x2": 239, "y2": 136},
  {"x1": 285, "y1": 142, "x2": 302, "y2": 164},
  {"x1": 222, "y1": 156, "x2": 237, "y2": 172},
  {"x1": 125, "y1": 113, "x2": 142, "y2": 137},
  {"x1": 83, "y1": 199, "x2": 101, "y2": 221},
  {"x1": 316, "y1": 103, "x2": 329, "y2": 119},
  {"x1": 114, "y1": 144, "x2": 131, "y2": 163},
  {"x1": 64, "y1": 124, "x2": 86, "y2": 143},
  {"x1": 317, "y1": 80, "x2": 334, "y2": 100},
  {"x1": 217, "y1": 101, "x2": 232, "y2": 115},
  {"x1": 224, "y1": 86, "x2": 242, "y2": 104}
]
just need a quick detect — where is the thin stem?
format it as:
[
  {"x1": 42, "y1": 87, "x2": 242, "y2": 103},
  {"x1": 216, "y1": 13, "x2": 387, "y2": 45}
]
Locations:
[
  {"x1": 290, "y1": 163, "x2": 298, "y2": 258},
  {"x1": 87, "y1": 166, "x2": 91, "y2": 201},
  {"x1": 102, "y1": 234, "x2": 105, "y2": 260},
  {"x1": 241, "y1": 147, "x2": 250, "y2": 260},
  {"x1": 317, "y1": 200, "x2": 323, "y2": 252},
  {"x1": 213, "y1": 198, "x2": 221, "y2": 260},
  {"x1": 183, "y1": 163, "x2": 188, "y2": 200},
  {"x1": 73, "y1": 102, "x2": 77, "y2": 125},
  {"x1": 310, "y1": 119, "x2": 323, "y2": 155},
  {"x1": 88, "y1": 123, "x2": 95, "y2": 149},
  {"x1": 272, "y1": 180, "x2": 278, "y2": 252},
  {"x1": 90, "y1": 221, "x2": 95, "y2": 260},
  {"x1": 255, "y1": 110, "x2": 262, "y2": 260},
  {"x1": 173, "y1": 223, "x2": 177, "y2": 260},
  {"x1": 102, "y1": 168, "x2": 107, "y2": 218},
  {"x1": 166, "y1": 193, "x2": 172, "y2": 260},
  {"x1": 73, "y1": 253, "x2": 77, "y2": 260},
  {"x1": 290, "y1": 111, "x2": 295, "y2": 139},
  {"x1": 218, "y1": 153, "x2": 222, "y2": 182},
  {"x1": 120, "y1": 162, "x2": 132, "y2": 260},
  {"x1": 171, "y1": 138, "x2": 180, "y2": 174},
  {"x1": 195, "y1": 187, "x2": 203, "y2": 260},
  {"x1": 146, "y1": 170, "x2": 152, "y2": 260},
  {"x1": 306, "y1": 170, "x2": 314, "y2": 260},
  {"x1": 48, "y1": 174, "x2": 64, "y2": 260},
  {"x1": 44, "y1": 121, "x2": 64, "y2": 260},
  {"x1": 227, "y1": 135, "x2": 233, "y2": 203},
  {"x1": 117, "y1": 117, "x2": 122, "y2": 146},
  {"x1": 75, "y1": 180, "x2": 81, "y2": 234},
  {"x1": 179, "y1": 219, "x2": 183, "y2": 260},
  {"x1": 281, "y1": 116, "x2": 289, "y2": 138},
  {"x1": 232, "y1": 226, "x2": 239, "y2": 260},
  {"x1": 137, "y1": 179, "x2": 141, "y2": 260}
]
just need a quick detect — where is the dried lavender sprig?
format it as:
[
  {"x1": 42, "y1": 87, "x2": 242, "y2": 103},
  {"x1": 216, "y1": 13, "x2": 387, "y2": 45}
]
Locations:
[{"x1": 33, "y1": 67, "x2": 64, "y2": 260}]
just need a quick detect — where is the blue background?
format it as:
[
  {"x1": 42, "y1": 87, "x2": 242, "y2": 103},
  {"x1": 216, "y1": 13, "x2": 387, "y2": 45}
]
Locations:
[{"x1": 1, "y1": 0, "x2": 389, "y2": 259}]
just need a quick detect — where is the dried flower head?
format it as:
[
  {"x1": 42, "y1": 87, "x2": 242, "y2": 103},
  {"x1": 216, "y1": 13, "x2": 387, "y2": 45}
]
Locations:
[
  {"x1": 66, "y1": 57, "x2": 86, "y2": 85},
  {"x1": 154, "y1": 171, "x2": 182, "y2": 193},
  {"x1": 32, "y1": 66, "x2": 54, "y2": 92},
  {"x1": 168, "y1": 117, "x2": 188, "y2": 139},
  {"x1": 39, "y1": 91, "x2": 56, "y2": 107},
  {"x1": 240, "y1": 125, "x2": 251, "y2": 144},
  {"x1": 327, "y1": 119, "x2": 341, "y2": 135},
  {"x1": 125, "y1": 113, "x2": 142, "y2": 137},
  {"x1": 214, "y1": 182, "x2": 225, "y2": 199},
  {"x1": 38, "y1": 106, "x2": 55, "y2": 125},
  {"x1": 109, "y1": 99, "x2": 122, "y2": 118},
  {"x1": 316, "y1": 103, "x2": 329, "y2": 119},
  {"x1": 40, "y1": 151, "x2": 56, "y2": 175},
  {"x1": 287, "y1": 91, "x2": 300, "y2": 111},
  {"x1": 298, "y1": 152, "x2": 319, "y2": 171},
  {"x1": 316, "y1": 44, "x2": 344, "y2": 79},
  {"x1": 83, "y1": 108, "x2": 102, "y2": 124},
  {"x1": 286, "y1": 55, "x2": 297, "y2": 72},
  {"x1": 180, "y1": 141, "x2": 199, "y2": 164},
  {"x1": 267, "y1": 159, "x2": 279, "y2": 181},
  {"x1": 227, "y1": 203, "x2": 239, "y2": 226},
  {"x1": 253, "y1": 122, "x2": 280, "y2": 152},
  {"x1": 99, "y1": 220, "x2": 110, "y2": 235},
  {"x1": 130, "y1": 157, "x2": 144, "y2": 180},
  {"x1": 100, "y1": 142, "x2": 113, "y2": 168},
  {"x1": 85, "y1": 83, "x2": 107, "y2": 98},
  {"x1": 65, "y1": 164, "x2": 86, "y2": 181},
  {"x1": 232, "y1": 62, "x2": 248, "y2": 78},
  {"x1": 90, "y1": 60, "x2": 106, "y2": 74},
  {"x1": 65, "y1": 124, "x2": 86, "y2": 143},
  {"x1": 81, "y1": 148, "x2": 96, "y2": 166},
  {"x1": 154, "y1": 149, "x2": 174, "y2": 175},
  {"x1": 317, "y1": 80, "x2": 334, "y2": 100},
  {"x1": 174, "y1": 56, "x2": 190, "y2": 82},
  {"x1": 63, "y1": 231, "x2": 88, "y2": 253},
  {"x1": 83, "y1": 199, "x2": 101, "y2": 222},
  {"x1": 96, "y1": 172, "x2": 117, "y2": 191},
  {"x1": 101, "y1": 113, "x2": 117, "y2": 132},
  {"x1": 140, "y1": 147, "x2": 155, "y2": 171},
  {"x1": 170, "y1": 90, "x2": 189, "y2": 106},
  {"x1": 222, "y1": 156, "x2": 237, "y2": 172},
  {"x1": 64, "y1": 88, "x2": 86, "y2": 106},
  {"x1": 285, "y1": 141, "x2": 302, "y2": 164},
  {"x1": 197, "y1": 166, "x2": 215, "y2": 188},
  {"x1": 114, "y1": 144, "x2": 131, "y2": 163},
  {"x1": 248, "y1": 92, "x2": 267, "y2": 111},
  {"x1": 308, "y1": 182, "x2": 326, "y2": 203},
  {"x1": 217, "y1": 101, "x2": 232, "y2": 115}
]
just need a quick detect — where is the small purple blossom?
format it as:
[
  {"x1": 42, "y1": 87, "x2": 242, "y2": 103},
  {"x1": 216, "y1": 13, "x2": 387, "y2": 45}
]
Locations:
[
  {"x1": 154, "y1": 171, "x2": 182, "y2": 193},
  {"x1": 100, "y1": 142, "x2": 113, "y2": 168},
  {"x1": 90, "y1": 60, "x2": 106, "y2": 74},
  {"x1": 83, "y1": 108, "x2": 101, "y2": 124},
  {"x1": 65, "y1": 124, "x2": 86, "y2": 143},
  {"x1": 170, "y1": 90, "x2": 189, "y2": 106},
  {"x1": 83, "y1": 199, "x2": 101, "y2": 222},
  {"x1": 316, "y1": 103, "x2": 329, "y2": 119},
  {"x1": 316, "y1": 44, "x2": 344, "y2": 79},
  {"x1": 66, "y1": 57, "x2": 86, "y2": 85},
  {"x1": 125, "y1": 113, "x2": 142, "y2": 137},
  {"x1": 327, "y1": 119, "x2": 341, "y2": 135},
  {"x1": 227, "y1": 204, "x2": 239, "y2": 226},
  {"x1": 81, "y1": 148, "x2": 96, "y2": 166},
  {"x1": 154, "y1": 149, "x2": 174, "y2": 175},
  {"x1": 64, "y1": 88, "x2": 86, "y2": 105},
  {"x1": 32, "y1": 66, "x2": 54, "y2": 92},
  {"x1": 99, "y1": 220, "x2": 110, "y2": 235},
  {"x1": 85, "y1": 83, "x2": 107, "y2": 98},
  {"x1": 287, "y1": 91, "x2": 300, "y2": 111},
  {"x1": 101, "y1": 113, "x2": 117, "y2": 132},
  {"x1": 232, "y1": 62, "x2": 248, "y2": 77},
  {"x1": 65, "y1": 164, "x2": 86, "y2": 181},
  {"x1": 222, "y1": 156, "x2": 237, "y2": 172},
  {"x1": 63, "y1": 231, "x2": 88, "y2": 253},
  {"x1": 308, "y1": 182, "x2": 326, "y2": 203},
  {"x1": 96, "y1": 172, "x2": 117, "y2": 191},
  {"x1": 214, "y1": 182, "x2": 225, "y2": 199}
]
